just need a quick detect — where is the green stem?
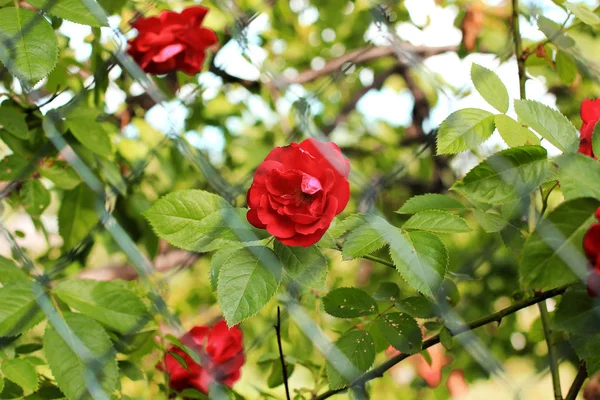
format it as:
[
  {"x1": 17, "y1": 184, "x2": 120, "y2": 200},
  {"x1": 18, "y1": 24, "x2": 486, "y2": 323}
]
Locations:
[
  {"x1": 539, "y1": 300, "x2": 563, "y2": 400},
  {"x1": 362, "y1": 254, "x2": 395, "y2": 270},
  {"x1": 315, "y1": 284, "x2": 571, "y2": 400}
]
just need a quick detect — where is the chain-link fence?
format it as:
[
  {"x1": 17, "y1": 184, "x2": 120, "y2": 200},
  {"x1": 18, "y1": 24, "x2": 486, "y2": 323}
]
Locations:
[{"x1": 0, "y1": 0, "x2": 599, "y2": 399}]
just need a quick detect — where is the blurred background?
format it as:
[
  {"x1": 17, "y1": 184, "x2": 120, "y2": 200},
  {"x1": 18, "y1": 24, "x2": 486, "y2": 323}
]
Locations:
[{"x1": 1, "y1": 0, "x2": 600, "y2": 398}]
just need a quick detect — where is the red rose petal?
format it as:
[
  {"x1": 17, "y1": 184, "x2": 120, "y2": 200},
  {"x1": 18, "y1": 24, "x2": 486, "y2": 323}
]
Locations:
[
  {"x1": 581, "y1": 98, "x2": 600, "y2": 123},
  {"x1": 152, "y1": 43, "x2": 185, "y2": 63}
]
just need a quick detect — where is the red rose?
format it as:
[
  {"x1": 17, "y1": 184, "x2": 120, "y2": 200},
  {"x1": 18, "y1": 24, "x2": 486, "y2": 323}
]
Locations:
[
  {"x1": 127, "y1": 6, "x2": 217, "y2": 75},
  {"x1": 583, "y1": 207, "x2": 600, "y2": 297},
  {"x1": 578, "y1": 98, "x2": 600, "y2": 158},
  {"x1": 157, "y1": 321, "x2": 244, "y2": 394},
  {"x1": 246, "y1": 138, "x2": 350, "y2": 247}
]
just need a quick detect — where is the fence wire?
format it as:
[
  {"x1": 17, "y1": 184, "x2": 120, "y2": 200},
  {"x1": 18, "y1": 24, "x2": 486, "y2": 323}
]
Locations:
[{"x1": 0, "y1": 0, "x2": 598, "y2": 399}]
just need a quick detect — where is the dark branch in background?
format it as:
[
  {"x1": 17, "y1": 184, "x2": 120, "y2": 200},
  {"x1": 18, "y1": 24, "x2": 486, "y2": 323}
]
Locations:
[
  {"x1": 322, "y1": 65, "x2": 402, "y2": 136},
  {"x1": 315, "y1": 284, "x2": 571, "y2": 400},
  {"x1": 78, "y1": 249, "x2": 200, "y2": 281},
  {"x1": 565, "y1": 363, "x2": 587, "y2": 400},
  {"x1": 275, "y1": 307, "x2": 292, "y2": 400},
  {"x1": 287, "y1": 45, "x2": 457, "y2": 86}
]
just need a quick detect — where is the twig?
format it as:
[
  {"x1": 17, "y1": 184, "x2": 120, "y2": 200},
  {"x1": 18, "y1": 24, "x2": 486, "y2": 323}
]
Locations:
[
  {"x1": 275, "y1": 307, "x2": 292, "y2": 400},
  {"x1": 315, "y1": 284, "x2": 571, "y2": 399},
  {"x1": 565, "y1": 363, "x2": 587, "y2": 400},
  {"x1": 511, "y1": 0, "x2": 526, "y2": 99},
  {"x1": 539, "y1": 300, "x2": 563, "y2": 400},
  {"x1": 287, "y1": 45, "x2": 457, "y2": 86}
]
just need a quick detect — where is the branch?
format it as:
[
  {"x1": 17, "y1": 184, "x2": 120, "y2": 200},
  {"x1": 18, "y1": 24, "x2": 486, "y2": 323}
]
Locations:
[
  {"x1": 539, "y1": 300, "x2": 563, "y2": 400},
  {"x1": 322, "y1": 65, "x2": 402, "y2": 136},
  {"x1": 315, "y1": 284, "x2": 571, "y2": 400},
  {"x1": 287, "y1": 45, "x2": 457, "y2": 86},
  {"x1": 78, "y1": 249, "x2": 200, "y2": 281},
  {"x1": 565, "y1": 363, "x2": 587, "y2": 400},
  {"x1": 275, "y1": 307, "x2": 292, "y2": 400},
  {"x1": 511, "y1": 0, "x2": 526, "y2": 99}
]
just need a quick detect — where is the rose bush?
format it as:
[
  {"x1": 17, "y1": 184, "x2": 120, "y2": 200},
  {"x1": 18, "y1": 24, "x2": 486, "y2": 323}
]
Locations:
[
  {"x1": 158, "y1": 321, "x2": 245, "y2": 394},
  {"x1": 579, "y1": 98, "x2": 600, "y2": 159},
  {"x1": 246, "y1": 138, "x2": 351, "y2": 247},
  {"x1": 127, "y1": 6, "x2": 217, "y2": 75}
]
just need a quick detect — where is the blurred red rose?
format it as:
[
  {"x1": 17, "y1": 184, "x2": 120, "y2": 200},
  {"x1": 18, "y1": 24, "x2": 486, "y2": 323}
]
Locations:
[
  {"x1": 157, "y1": 320, "x2": 244, "y2": 394},
  {"x1": 127, "y1": 6, "x2": 217, "y2": 75},
  {"x1": 246, "y1": 138, "x2": 350, "y2": 247},
  {"x1": 579, "y1": 98, "x2": 600, "y2": 158},
  {"x1": 584, "y1": 207, "x2": 600, "y2": 297}
]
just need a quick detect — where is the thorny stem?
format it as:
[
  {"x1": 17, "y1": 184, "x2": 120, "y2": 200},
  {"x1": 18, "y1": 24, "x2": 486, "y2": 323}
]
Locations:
[
  {"x1": 314, "y1": 284, "x2": 571, "y2": 400},
  {"x1": 275, "y1": 307, "x2": 292, "y2": 400}
]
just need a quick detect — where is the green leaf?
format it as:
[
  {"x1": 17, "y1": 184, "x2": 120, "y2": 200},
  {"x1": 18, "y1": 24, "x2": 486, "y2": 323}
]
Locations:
[
  {"x1": 44, "y1": 312, "x2": 118, "y2": 400},
  {"x1": 388, "y1": 230, "x2": 448, "y2": 298},
  {"x1": 53, "y1": 279, "x2": 149, "y2": 335},
  {"x1": 322, "y1": 288, "x2": 378, "y2": 318},
  {"x1": 180, "y1": 389, "x2": 209, "y2": 399},
  {"x1": 65, "y1": 108, "x2": 112, "y2": 156},
  {"x1": 395, "y1": 296, "x2": 437, "y2": 318},
  {"x1": 375, "y1": 312, "x2": 422, "y2": 353},
  {"x1": 556, "y1": 153, "x2": 600, "y2": 200},
  {"x1": 473, "y1": 209, "x2": 508, "y2": 232},
  {"x1": 327, "y1": 214, "x2": 366, "y2": 238},
  {"x1": 118, "y1": 360, "x2": 145, "y2": 381},
  {"x1": 519, "y1": 198, "x2": 600, "y2": 290},
  {"x1": 554, "y1": 286, "x2": 600, "y2": 335},
  {"x1": 495, "y1": 115, "x2": 540, "y2": 147},
  {"x1": 570, "y1": 334, "x2": 600, "y2": 375},
  {"x1": 556, "y1": 50, "x2": 577, "y2": 85},
  {"x1": 396, "y1": 194, "x2": 465, "y2": 214},
  {"x1": 0, "y1": 107, "x2": 28, "y2": 139},
  {"x1": 593, "y1": 122, "x2": 600, "y2": 157},
  {"x1": 0, "y1": 256, "x2": 28, "y2": 284},
  {"x1": 1, "y1": 358, "x2": 37, "y2": 392},
  {"x1": 0, "y1": 154, "x2": 29, "y2": 180},
  {"x1": 210, "y1": 248, "x2": 237, "y2": 291},
  {"x1": 267, "y1": 361, "x2": 295, "y2": 388},
  {"x1": 217, "y1": 247, "x2": 282, "y2": 326},
  {"x1": 564, "y1": 2, "x2": 600, "y2": 26},
  {"x1": 452, "y1": 146, "x2": 548, "y2": 204},
  {"x1": 538, "y1": 15, "x2": 575, "y2": 49},
  {"x1": 58, "y1": 184, "x2": 99, "y2": 249},
  {"x1": 0, "y1": 7, "x2": 58, "y2": 88},
  {"x1": 372, "y1": 282, "x2": 400, "y2": 302},
  {"x1": 326, "y1": 331, "x2": 375, "y2": 390},
  {"x1": 440, "y1": 327, "x2": 454, "y2": 350},
  {"x1": 144, "y1": 190, "x2": 263, "y2": 252},
  {"x1": 402, "y1": 210, "x2": 471, "y2": 234},
  {"x1": 0, "y1": 280, "x2": 45, "y2": 338},
  {"x1": 26, "y1": 0, "x2": 109, "y2": 27},
  {"x1": 38, "y1": 161, "x2": 81, "y2": 190},
  {"x1": 342, "y1": 215, "x2": 395, "y2": 259},
  {"x1": 436, "y1": 108, "x2": 495, "y2": 154},
  {"x1": 470, "y1": 63, "x2": 509, "y2": 113},
  {"x1": 274, "y1": 242, "x2": 328, "y2": 289},
  {"x1": 21, "y1": 180, "x2": 50, "y2": 217},
  {"x1": 0, "y1": 376, "x2": 3, "y2": 394},
  {"x1": 514, "y1": 100, "x2": 579, "y2": 153}
]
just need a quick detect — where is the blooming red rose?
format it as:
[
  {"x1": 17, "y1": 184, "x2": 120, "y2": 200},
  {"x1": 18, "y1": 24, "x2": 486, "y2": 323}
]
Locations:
[
  {"x1": 246, "y1": 138, "x2": 350, "y2": 247},
  {"x1": 578, "y1": 98, "x2": 600, "y2": 158},
  {"x1": 127, "y1": 6, "x2": 217, "y2": 75},
  {"x1": 583, "y1": 207, "x2": 600, "y2": 297},
  {"x1": 158, "y1": 320, "x2": 244, "y2": 394}
]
